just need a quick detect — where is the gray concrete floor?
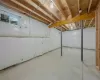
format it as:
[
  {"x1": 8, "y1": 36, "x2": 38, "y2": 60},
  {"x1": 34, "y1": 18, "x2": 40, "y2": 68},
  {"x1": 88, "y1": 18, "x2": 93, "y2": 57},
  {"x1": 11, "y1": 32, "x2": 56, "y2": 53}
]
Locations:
[{"x1": 0, "y1": 47, "x2": 100, "y2": 80}]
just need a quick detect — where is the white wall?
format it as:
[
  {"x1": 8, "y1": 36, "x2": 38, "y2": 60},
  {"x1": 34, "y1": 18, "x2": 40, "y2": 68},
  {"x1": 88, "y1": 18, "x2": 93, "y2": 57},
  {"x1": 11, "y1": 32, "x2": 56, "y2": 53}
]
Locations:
[
  {"x1": 63, "y1": 27, "x2": 96, "y2": 49},
  {"x1": 0, "y1": 5, "x2": 60, "y2": 70}
]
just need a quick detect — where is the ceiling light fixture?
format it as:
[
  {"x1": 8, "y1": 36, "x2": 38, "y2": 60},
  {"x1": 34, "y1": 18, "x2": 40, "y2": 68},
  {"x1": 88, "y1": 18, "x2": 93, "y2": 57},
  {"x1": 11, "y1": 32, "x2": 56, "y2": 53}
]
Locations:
[
  {"x1": 70, "y1": 26, "x2": 73, "y2": 30},
  {"x1": 50, "y1": 1, "x2": 54, "y2": 8},
  {"x1": 79, "y1": 9, "x2": 82, "y2": 13}
]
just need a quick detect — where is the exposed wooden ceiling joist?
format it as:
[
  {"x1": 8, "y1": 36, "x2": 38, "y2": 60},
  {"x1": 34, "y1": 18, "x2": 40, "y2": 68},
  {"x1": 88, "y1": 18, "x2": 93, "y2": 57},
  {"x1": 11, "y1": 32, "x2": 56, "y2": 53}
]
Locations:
[
  {"x1": 88, "y1": 0, "x2": 93, "y2": 13},
  {"x1": 54, "y1": 0, "x2": 69, "y2": 19},
  {"x1": 88, "y1": 18, "x2": 94, "y2": 27},
  {"x1": 61, "y1": 0, "x2": 72, "y2": 18},
  {"x1": 60, "y1": 27, "x2": 66, "y2": 31},
  {"x1": 63, "y1": 25, "x2": 69, "y2": 29},
  {"x1": 56, "y1": 26, "x2": 65, "y2": 31},
  {"x1": 11, "y1": 0, "x2": 51, "y2": 22},
  {"x1": 80, "y1": 0, "x2": 90, "y2": 13},
  {"x1": 31, "y1": 0, "x2": 60, "y2": 21},
  {"x1": 84, "y1": 20, "x2": 87, "y2": 27},
  {"x1": 0, "y1": 0, "x2": 50, "y2": 24},
  {"x1": 0, "y1": 0, "x2": 99, "y2": 31},
  {"x1": 91, "y1": 0, "x2": 99, "y2": 10},
  {"x1": 15, "y1": 0, "x2": 55, "y2": 22},
  {"x1": 62, "y1": 26, "x2": 67, "y2": 31},
  {"x1": 49, "y1": 11, "x2": 95, "y2": 28},
  {"x1": 62, "y1": 26, "x2": 67, "y2": 30},
  {"x1": 78, "y1": 0, "x2": 80, "y2": 11},
  {"x1": 66, "y1": 0, "x2": 79, "y2": 17}
]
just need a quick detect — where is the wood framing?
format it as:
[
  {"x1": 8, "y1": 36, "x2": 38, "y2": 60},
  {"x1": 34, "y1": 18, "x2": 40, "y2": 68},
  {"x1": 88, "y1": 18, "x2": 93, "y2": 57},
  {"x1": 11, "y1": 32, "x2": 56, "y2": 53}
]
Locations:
[
  {"x1": 11, "y1": 0, "x2": 51, "y2": 22},
  {"x1": 96, "y1": 3, "x2": 100, "y2": 70},
  {"x1": 84, "y1": 20, "x2": 87, "y2": 27},
  {"x1": 0, "y1": 0, "x2": 99, "y2": 31},
  {"x1": 15, "y1": 0, "x2": 55, "y2": 22},
  {"x1": 78, "y1": 0, "x2": 80, "y2": 11},
  {"x1": 88, "y1": 0, "x2": 93, "y2": 13},
  {"x1": 65, "y1": 0, "x2": 79, "y2": 17},
  {"x1": 49, "y1": 11, "x2": 95, "y2": 28},
  {"x1": 54, "y1": 0, "x2": 68, "y2": 19},
  {"x1": 88, "y1": 18, "x2": 94, "y2": 27},
  {"x1": 80, "y1": 0, "x2": 90, "y2": 13},
  {"x1": 0, "y1": 0, "x2": 50, "y2": 24},
  {"x1": 31, "y1": 0, "x2": 59, "y2": 21}
]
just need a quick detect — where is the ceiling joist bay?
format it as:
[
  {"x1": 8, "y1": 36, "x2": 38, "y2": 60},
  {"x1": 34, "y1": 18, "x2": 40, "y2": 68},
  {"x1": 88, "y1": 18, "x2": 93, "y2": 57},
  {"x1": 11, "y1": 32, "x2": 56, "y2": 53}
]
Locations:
[
  {"x1": 15, "y1": 0, "x2": 55, "y2": 22},
  {"x1": 0, "y1": 0, "x2": 50, "y2": 24},
  {"x1": 0, "y1": 0, "x2": 99, "y2": 31}
]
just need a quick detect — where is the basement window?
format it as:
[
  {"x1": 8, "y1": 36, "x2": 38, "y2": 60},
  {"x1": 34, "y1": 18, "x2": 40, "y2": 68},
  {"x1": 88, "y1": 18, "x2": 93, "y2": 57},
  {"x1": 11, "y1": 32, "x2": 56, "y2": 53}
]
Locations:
[
  {"x1": 0, "y1": 14, "x2": 9, "y2": 22},
  {"x1": 0, "y1": 9, "x2": 21, "y2": 25},
  {"x1": 9, "y1": 15, "x2": 19, "y2": 25}
]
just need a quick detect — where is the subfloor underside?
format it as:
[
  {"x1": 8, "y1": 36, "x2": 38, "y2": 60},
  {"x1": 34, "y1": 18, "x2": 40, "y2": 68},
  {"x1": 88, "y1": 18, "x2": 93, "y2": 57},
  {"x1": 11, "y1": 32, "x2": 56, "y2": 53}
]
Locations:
[{"x1": 0, "y1": 47, "x2": 100, "y2": 80}]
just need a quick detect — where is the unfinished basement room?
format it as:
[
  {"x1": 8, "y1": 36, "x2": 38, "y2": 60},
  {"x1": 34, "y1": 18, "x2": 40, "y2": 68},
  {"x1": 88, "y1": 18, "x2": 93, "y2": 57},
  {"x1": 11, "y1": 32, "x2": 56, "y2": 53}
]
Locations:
[{"x1": 0, "y1": 0, "x2": 100, "y2": 80}]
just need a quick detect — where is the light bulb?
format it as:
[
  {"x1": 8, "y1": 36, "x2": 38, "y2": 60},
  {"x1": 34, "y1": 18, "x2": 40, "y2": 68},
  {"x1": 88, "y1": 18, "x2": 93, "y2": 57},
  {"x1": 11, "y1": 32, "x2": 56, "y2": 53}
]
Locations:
[
  {"x1": 50, "y1": 2, "x2": 54, "y2": 8},
  {"x1": 70, "y1": 26, "x2": 73, "y2": 30}
]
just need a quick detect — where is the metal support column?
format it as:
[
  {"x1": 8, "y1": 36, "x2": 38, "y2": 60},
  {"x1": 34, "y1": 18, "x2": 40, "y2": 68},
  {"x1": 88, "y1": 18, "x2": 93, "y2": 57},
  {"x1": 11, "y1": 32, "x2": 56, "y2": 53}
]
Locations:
[
  {"x1": 61, "y1": 27, "x2": 63, "y2": 56},
  {"x1": 80, "y1": 20, "x2": 83, "y2": 62}
]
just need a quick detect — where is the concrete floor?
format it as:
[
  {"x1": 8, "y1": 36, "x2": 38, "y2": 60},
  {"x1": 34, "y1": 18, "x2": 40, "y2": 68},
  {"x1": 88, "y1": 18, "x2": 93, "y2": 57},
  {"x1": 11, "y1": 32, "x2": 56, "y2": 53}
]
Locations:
[{"x1": 0, "y1": 47, "x2": 100, "y2": 80}]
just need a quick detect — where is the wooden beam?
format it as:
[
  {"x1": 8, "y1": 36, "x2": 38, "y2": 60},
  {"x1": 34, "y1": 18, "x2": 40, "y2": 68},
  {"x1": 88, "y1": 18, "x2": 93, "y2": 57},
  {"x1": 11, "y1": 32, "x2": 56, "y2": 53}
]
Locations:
[
  {"x1": 62, "y1": 26, "x2": 67, "y2": 31},
  {"x1": 88, "y1": 0, "x2": 93, "y2": 13},
  {"x1": 15, "y1": 0, "x2": 55, "y2": 22},
  {"x1": 31, "y1": 0, "x2": 59, "y2": 21},
  {"x1": 80, "y1": 0, "x2": 90, "y2": 13},
  {"x1": 11, "y1": 0, "x2": 51, "y2": 23},
  {"x1": 54, "y1": 0, "x2": 68, "y2": 19},
  {"x1": 92, "y1": 19, "x2": 95, "y2": 27},
  {"x1": 78, "y1": 0, "x2": 80, "y2": 11},
  {"x1": 63, "y1": 25, "x2": 69, "y2": 30},
  {"x1": 61, "y1": 0, "x2": 72, "y2": 18},
  {"x1": 88, "y1": 18, "x2": 94, "y2": 27},
  {"x1": 60, "y1": 27, "x2": 66, "y2": 31},
  {"x1": 84, "y1": 20, "x2": 87, "y2": 27},
  {"x1": 95, "y1": 7, "x2": 100, "y2": 70},
  {"x1": 56, "y1": 26, "x2": 66, "y2": 31},
  {"x1": 0, "y1": 0, "x2": 50, "y2": 24},
  {"x1": 65, "y1": 24, "x2": 69, "y2": 29},
  {"x1": 49, "y1": 11, "x2": 95, "y2": 28},
  {"x1": 74, "y1": 22, "x2": 77, "y2": 29},
  {"x1": 56, "y1": 27, "x2": 64, "y2": 31},
  {"x1": 55, "y1": 24, "x2": 69, "y2": 31},
  {"x1": 62, "y1": 25, "x2": 67, "y2": 30},
  {"x1": 65, "y1": 0, "x2": 79, "y2": 17}
]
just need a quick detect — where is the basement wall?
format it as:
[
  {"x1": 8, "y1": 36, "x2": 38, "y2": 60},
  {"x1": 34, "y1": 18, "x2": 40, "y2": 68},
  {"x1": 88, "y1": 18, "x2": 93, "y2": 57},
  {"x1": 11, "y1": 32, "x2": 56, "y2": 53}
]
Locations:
[
  {"x1": 63, "y1": 27, "x2": 96, "y2": 50},
  {"x1": 0, "y1": 5, "x2": 60, "y2": 70}
]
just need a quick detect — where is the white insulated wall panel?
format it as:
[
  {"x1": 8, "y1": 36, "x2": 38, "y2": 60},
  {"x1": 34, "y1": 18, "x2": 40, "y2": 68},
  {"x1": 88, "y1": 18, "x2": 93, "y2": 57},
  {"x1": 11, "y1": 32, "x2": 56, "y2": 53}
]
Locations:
[
  {"x1": 0, "y1": 5, "x2": 60, "y2": 70},
  {"x1": 63, "y1": 28, "x2": 96, "y2": 49},
  {"x1": 0, "y1": 5, "x2": 50, "y2": 37},
  {"x1": 30, "y1": 19, "x2": 50, "y2": 37},
  {"x1": 0, "y1": 29, "x2": 60, "y2": 70}
]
